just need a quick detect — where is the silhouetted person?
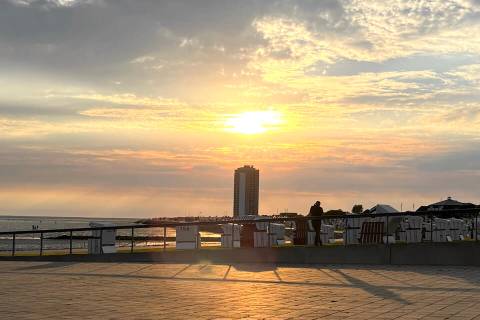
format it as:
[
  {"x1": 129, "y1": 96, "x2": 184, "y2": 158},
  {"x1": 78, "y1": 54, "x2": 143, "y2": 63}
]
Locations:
[{"x1": 309, "y1": 201, "x2": 324, "y2": 246}]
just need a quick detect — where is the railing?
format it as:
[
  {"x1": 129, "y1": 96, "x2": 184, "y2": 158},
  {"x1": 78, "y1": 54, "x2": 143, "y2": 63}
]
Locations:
[{"x1": 0, "y1": 208, "x2": 479, "y2": 257}]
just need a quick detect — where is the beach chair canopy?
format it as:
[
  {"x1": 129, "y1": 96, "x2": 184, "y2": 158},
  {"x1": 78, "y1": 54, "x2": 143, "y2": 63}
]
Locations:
[{"x1": 368, "y1": 204, "x2": 399, "y2": 214}]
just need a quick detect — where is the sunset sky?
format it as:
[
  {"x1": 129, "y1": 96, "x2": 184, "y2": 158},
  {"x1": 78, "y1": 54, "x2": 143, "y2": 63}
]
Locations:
[{"x1": 1, "y1": 0, "x2": 480, "y2": 217}]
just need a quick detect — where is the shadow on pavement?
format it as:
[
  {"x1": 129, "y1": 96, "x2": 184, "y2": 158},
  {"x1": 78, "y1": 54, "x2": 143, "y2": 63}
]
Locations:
[
  {"x1": 330, "y1": 269, "x2": 410, "y2": 304},
  {"x1": 3, "y1": 261, "x2": 480, "y2": 301},
  {"x1": 15, "y1": 261, "x2": 78, "y2": 271},
  {"x1": 232, "y1": 263, "x2": 277, "y2": 272},
  {"x1": 1, "y1": 266, "x2": 479, "y2": 298}
]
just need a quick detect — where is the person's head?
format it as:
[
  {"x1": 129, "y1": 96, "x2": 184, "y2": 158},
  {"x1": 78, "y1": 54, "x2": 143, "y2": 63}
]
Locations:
[{"x1": 315, "y1": 201, "x2": 321, "y2": 206}]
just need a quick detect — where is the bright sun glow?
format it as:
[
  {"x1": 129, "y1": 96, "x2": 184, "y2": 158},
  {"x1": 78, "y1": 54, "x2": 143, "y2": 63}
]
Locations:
[{"x1": 225, "y1": 111, "x2": 283, "y2": 134}]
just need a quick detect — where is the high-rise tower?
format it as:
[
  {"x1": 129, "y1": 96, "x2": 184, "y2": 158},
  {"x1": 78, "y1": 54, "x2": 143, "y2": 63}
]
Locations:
[{"x1": 233, "y1": 165, "x2": 259, "y2": 217}]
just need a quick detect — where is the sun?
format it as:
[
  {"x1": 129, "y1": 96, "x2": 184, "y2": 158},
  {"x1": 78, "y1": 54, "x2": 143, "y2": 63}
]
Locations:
[{"x1": 225, "y1": 111, "x2": 283, "y2": 134}]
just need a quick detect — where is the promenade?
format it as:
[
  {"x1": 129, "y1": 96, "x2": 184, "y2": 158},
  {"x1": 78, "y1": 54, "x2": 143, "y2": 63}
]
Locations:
[{"x1": 1, "y1": 261, "x2": 480, "y2": 319}]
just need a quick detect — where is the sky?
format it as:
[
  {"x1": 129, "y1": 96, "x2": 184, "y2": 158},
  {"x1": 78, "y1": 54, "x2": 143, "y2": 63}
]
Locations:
[{"x1": 1, "y1": 0, "x2": 480, "y2": 218}]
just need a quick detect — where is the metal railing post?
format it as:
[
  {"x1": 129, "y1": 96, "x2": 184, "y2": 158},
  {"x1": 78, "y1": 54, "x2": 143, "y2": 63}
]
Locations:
[
  {"x1": 163, "y1": 226, "x2": 166, "y2": 251},
  {"x1": 231, "y1": 222, "x2": 234, "y2": 248},
  {"x1": 131, "y1": 227, "x2": 134, "y2": 253},
  {"x1": 268, "y1": 221, "x2": 271, "y2": 247},
  {"x1": 344, "y1": 216, "x2": 348, "y2": 246},
  {"x1": 69, "y1": 231, "x2": 73, "y2": 254},
  {"x1": 12, "y1": 233, "x2": 15, "y2": 257},
  {"x1": 386, "y1": 215, "x2": 389, "y2": 245},
  {"x1": 40, "y1": 232, "x2": 43, "y2": 256},
  {"x1": 476, "y1": 212, "x2": 478, "y2": 242},
  {"x1": 100, "y1": 229, "x2": 103, "y2": 254},
  {"x1": 430, "y1": 213, "x2": 433, "y2": 242}
]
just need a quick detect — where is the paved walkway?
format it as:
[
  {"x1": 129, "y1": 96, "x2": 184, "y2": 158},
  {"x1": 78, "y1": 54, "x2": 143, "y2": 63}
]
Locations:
[{"x1": 0, "y1": 261, "x2": 480, "y2": 319}]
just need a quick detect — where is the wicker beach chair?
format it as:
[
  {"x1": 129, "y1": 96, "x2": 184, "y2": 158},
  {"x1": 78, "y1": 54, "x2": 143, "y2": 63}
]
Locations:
[
  {"x1": 240, "y1": 223, "x2": 259, "y2": 248},
  {"x1": 343, "y1": 216, "x2": 368, "y2": 245},
  {"x1": 405, "y1": 216, "x2": 423, "y2": 243},
  {"x1": 359, "y1": 221, "x2": 384, "y2": 244},
  {"x1": 293, "y1": 219, "x2": 309, "y2": 245},
  {"x1": 220, "y1": 223, "x2": 241, "y2": 248},
  {"x1": 176, "y1": 225, "x2": 201, "y2": 249}
]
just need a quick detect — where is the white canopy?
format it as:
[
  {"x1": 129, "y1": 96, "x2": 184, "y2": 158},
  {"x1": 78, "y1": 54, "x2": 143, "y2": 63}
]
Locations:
[{"x1": 368, "y1": 204, "x2": 399, "y2": 214}]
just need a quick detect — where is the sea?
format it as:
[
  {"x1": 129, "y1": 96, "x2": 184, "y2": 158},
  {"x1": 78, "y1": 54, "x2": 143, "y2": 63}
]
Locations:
[{"x1": 0, "y1": 215, "x2": 217, "y2": 253}]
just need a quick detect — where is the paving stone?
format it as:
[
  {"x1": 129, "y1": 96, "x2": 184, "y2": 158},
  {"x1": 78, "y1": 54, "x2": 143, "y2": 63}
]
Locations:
[{"x1": 0, "y1": 261, "x2": 480, "y2": 319}]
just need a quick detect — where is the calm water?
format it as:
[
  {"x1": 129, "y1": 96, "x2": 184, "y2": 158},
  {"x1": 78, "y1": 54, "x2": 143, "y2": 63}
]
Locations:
[
  {"x1": 0, "y1": 216, "x2": 137, "y2": 233},
  {"x1": 0, "y1": 216, "x2": 218, "y2": 252}
]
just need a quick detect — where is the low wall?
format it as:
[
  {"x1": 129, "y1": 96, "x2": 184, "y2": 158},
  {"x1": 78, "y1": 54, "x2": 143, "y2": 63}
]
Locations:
[
  {"x1": 2, "y1": 242, "x2": 480, "y2": 266},
  {"x1": 390, "y1": 242, "x2": 480, "y2": 266}
]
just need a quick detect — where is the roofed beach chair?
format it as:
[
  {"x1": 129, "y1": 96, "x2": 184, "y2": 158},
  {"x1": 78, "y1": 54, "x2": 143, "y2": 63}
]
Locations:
[
  {"x1": 305, "y1": 221, "x2": 335, "y2": 245},
  {"x1": 399, "y1": 220, "x2": 407, "y2": 242},
  {"x1": 343, "y1": 216, "x2": 368, "y2": 245},
  {"x1": 370, "y1": 215, "x2": 394, "y2": 244},
  {"x1": 253, "y1": 220, "x2": 269, "y2": 247},
  {"x1": 364, "y1": 204, "x2": 401, "y2": 243},
  {"x1": 293, "y1": 219, "x2": 310, "y2": 245},
  {"x1": 405, "y1": 216, "x2": 423, "y2": 243},
  {"x1": 253, "y1": 231, "x2": 269, "y2": 247},
  {"x1": 240, "y1": 223, "x2": 255, "y2": 247},
  {"x1": 220, "y1": 223, "x2": 241, "y2": 248},
  {"x1": 461, "y1": 219, "x2": 470, "y2": 239},
  {"x1": 176, "y1": 225, "x2": 201, "y2": 249},
  {"x1": 268, "y1": 223, "x2": 286, "y2": 246},
  {"x1": 424, "y1": 219, "x2": 434, "y2": 241},
  {"x1": 435, "y1": 218, "x2": 450, "y2": 242},
  {"x1": 320, "y1": 224, "x2": 335, "y2": 244},
  {"x1": 460, "y1": 218, "x2": 469, "y2": 239},
  {"x1": 306, "y1": 220, "x2": 321, "y2": 246},
  {"x1": 449, "y1": 218, "x2": 465, "y2": 241},
  {"x1": 243, "y1": 218, "x2": 286, "y2": 247},
  {"x1": 475, "y1": 219, "x2": 480, "y2": 241},
  {"x1": 88, "y1": 222, "x2": 117, "y2": 254},
  {"x1": 425, "y1": 218, "x2": 450, "y2": 242},
  {"x1": 359, "y1": 221, "x2": 384, "y2": 244}
]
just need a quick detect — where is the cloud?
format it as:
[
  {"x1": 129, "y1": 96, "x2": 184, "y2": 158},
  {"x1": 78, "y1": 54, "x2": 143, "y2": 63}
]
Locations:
[
  {"x1": 1, "y1": 0, "x2": 480, "y2": 215},
  {"x1": 447, "y1": 63, "x2": 480, "y2": 84},
  {"x1": 344, "y1": 0, "x2": 480, "y2": 59},
  {"x1": 63, "y1": 93, "x2": 185, "y2": 107},
  {"x1": 7, "y1": 0, "x2": 101, "y2": 8},
  {"x1": 130, "y1": 55, "x2": 156, "y2": 64}
]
